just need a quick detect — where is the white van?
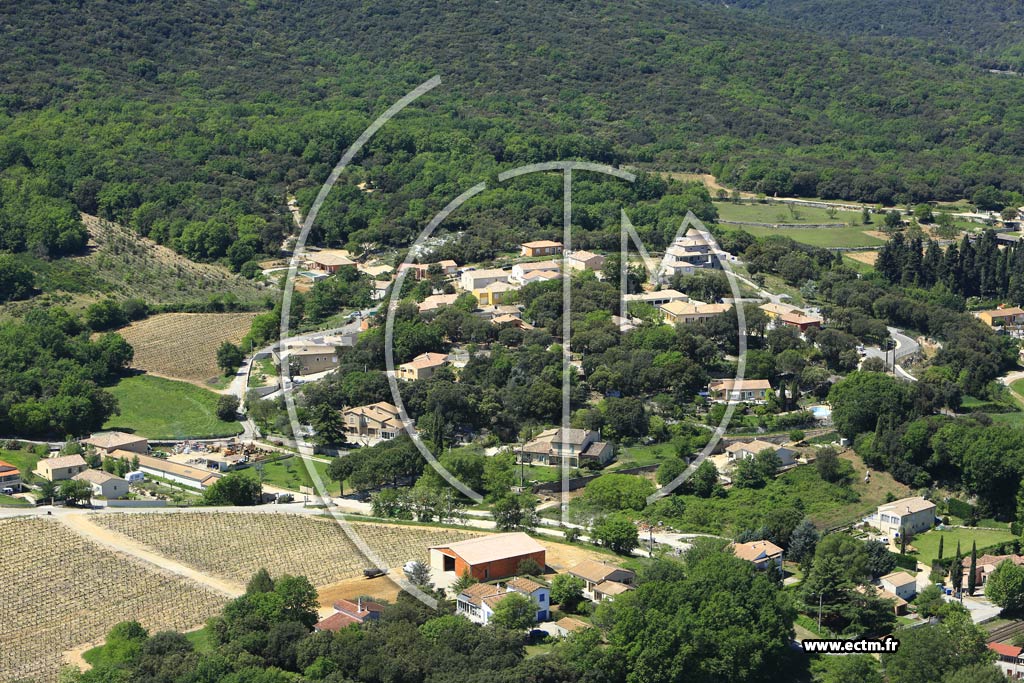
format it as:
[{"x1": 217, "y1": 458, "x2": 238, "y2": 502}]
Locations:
[{"x1": 125, "y1": 471, "x2": 145, "y2": 484}]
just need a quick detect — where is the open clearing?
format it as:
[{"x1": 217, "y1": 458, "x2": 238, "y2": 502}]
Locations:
[
  {"x1": 715, "y1": 200, "x2": 863, "y2": 226},
  {"x1": 250, "y1": 456, "x2": 341, "y2": 495},
  {"x1": 116, "y1": 311, "x2": 258, "y2": 383},
  {"x1": 719, "y1": 222, "x2": 886, "y2": 248},
  {"x1": 910, "y1": 527, "x2": 1015, "y2": 565},
  {"x1": 846, "y1": 250, "x2": 878, "y2": 266},
  {"x1": 0, "y1": 517, "x2": 225, "y2": 683},
  {"x1": 0, "y1": 215, "x2": 267, "y2": 318},
  {"x1": 102, "y1": 374, "x2": 243, "y2": 439}
]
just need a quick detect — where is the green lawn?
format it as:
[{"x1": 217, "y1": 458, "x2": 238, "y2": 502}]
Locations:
[
  {"x1": 719, "y1": 222, "x2": 885, "y2": 248},
  {"x1": 0, "y1": 494, "x2": 30, "y2": 507},
  {"x1": 617, "y1": 442, "x2": 677, "y2": 467},
  {"x1": 103, "y1": 374, "x2": 243, "y2": 439},
  {"x1": 910, "y1": 527, "x2": 1015, "y2": 565},
  {"x1": 0, "y1": 448, "x2": 41, "y2": 484},
  {"x1": 249, "y1": 456, "x2": 341, "y2": 496},
  {"x1": 1011, "y1": 378, "x2": 1024, "y2": 395},
  {"x1": 715, "y1": 201, "x2": 862, "y2": 226},
  {"x1": 988, "y1": 411, "x2": 1024, "y2": 427}
]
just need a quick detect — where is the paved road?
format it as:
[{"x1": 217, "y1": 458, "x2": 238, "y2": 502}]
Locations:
[{"x1": 862, "y1": 326, "x2": 920, "y2": 381}]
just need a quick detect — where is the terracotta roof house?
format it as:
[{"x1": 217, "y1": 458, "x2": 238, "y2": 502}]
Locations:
[
  {"x1": 34, "y1": 454, "x2": 88, "y2": 482},
  {"x1": 989, "y1": 642, "x2": 1024, "y2": 679},
  {"x1": 418, "y1": 293, "x2": 460, "y2": 312},
  {"x1": 314, "y1": 597, "x2": 385, "y2": 632},
  {"x1": 568, "y1": 560, "x2": 635, "y2": 601},
  {"x1": 707, "y1": 379, "x2": 772, "y2": 403},
  {"x1": 551, "y1": 616, "x2": 592, "y2": 637},
  {"x1": 72, "y1": 469, "x2": 129, "y2": 499},
  {"x1": 566, "y1": 250, "x2": 605, "y2": 271},
  {"x1": 455, "y1": 576, "x2": 551, "y2": 624},
  {"x1": 659, "y1": 300, "x2": 731, "y2": 325},
  {"x1": 521, "y1": 428, "x2": 613, "y2": 467},
  {"x1": 758, "y1": 302, "x2": 804, "y2": 319},
  {"x1": 780, "y1": 311, "x2": 823, "y2": 332},
  {"x1": 461, "y1": 268, "x2": 510, "y2": 292},
  {"x1": 732, "y1": 540, "x2": 784, "y2": 570},
  {"x1": 397, "y1": 352, "x2": 449, "y2": 382},
  {"x1": 473, "y1": 280, "x2": 520, "y2": 306},
  {"x1": 961, "y1": 553, "x2": 1024, "y2": 587},
  {"x1": 307, "y1": 250, "x2": 356, "y2": 273},
  {"x1": 80, "y1": 431, "x2": 148, "y2": 456},
  {"x1": 430, "y1": 532, "x2": 546, "y2": 582},
  {"x1": 342, "y1": 402, "x2": 403, "y2": 442},
  {"x1": 0, "y1": 460, "x2": 22, "y2": 492},
  {"x1": 276, "y1": 343, "x2": 339, "y2": 376},
  {"x1": 520, "y1": 240, "x2": 563, "y2": 257},
  {"x1": 978, "y1": 307, "x2": 1024, "y2": 328},
  {"x1": 725, "y1": 440, "x2": 798, "y2": 467}
]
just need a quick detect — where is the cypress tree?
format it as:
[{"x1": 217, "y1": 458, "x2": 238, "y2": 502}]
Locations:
[
  {"x1": 968, "y1": 541, "x2": 977, "y2": 596},
  {"x1": 937, "y1": 535, "x2": 944, "y2": 560}
]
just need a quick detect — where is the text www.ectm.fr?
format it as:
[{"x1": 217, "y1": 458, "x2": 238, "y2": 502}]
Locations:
[{"x1": 801, "y1": 637, "x2": 900, "y2": 654}]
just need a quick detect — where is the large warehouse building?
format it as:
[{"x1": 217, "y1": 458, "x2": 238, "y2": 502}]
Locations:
[{"x1": 429, "y1": 532, "x2": 547, "y2": 581}]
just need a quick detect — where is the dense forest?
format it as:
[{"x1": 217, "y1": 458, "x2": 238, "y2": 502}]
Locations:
[
  {"x1": 703, "y1": 0, "x2": 1024, "y2": 71},
  {"x1": 4, "y1": 0, "x2": 1024, "y2": 289}
]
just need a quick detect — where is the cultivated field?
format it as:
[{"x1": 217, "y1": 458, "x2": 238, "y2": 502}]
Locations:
[
  {"x1": 116, "y1": 311, "x2": 258, "y2": 383},
  {"x1": 92, "y1": 513, "x2": 481, "y2": 587},
  {"x1": 102, "y1": 374, "x2": 243, "y2": 439},
  {"x1": 0, "y1": 517, "x2": 225, "y2": 683}
]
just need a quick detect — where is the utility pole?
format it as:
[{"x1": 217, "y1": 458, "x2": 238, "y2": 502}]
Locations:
[{"x1": 818, "y1": 592, "x2": 823, "y2": 631}]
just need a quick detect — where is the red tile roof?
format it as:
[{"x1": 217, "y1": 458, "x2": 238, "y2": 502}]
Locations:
[
  {"x1": 314, "y1": 611, "x2": 361, "y2": 632},
  {"x1": 989, "y1": 642, "x2": 1022, "y2": 659}
]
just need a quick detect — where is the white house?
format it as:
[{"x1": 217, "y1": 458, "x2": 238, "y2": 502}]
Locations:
[
  {"x1": 880, "y1": 571, "x2": 917, "y2": 601},
  {"x1": 455, "y1": 577, "x2": 550, "y2": 625},
  {"x1": 725, "y1": 440, "x2": 797, "y2": 468},
  {"x1": 566, "y1": 250, "x2": 605, "y2": 272},
  {"x1": 624, "y1": 289, "x2": 690, "y2": 308},
  {"x1": 658, "y1": 229, "x2": 720, "y2": 280},
  {"x1": 521, "y1": 428, "x2": 613, "y2": 467},
  {"x1": 511, "y1": 260, "x2": 561, "y2": 284},
  {"x1": 874, "y1": 496, "x2": 936, "y2": 543},
  {"x1": 72, "y1": 469, "x2": 129, "y2": 500},
  {"x1": 568, "y1": 560, "x2": 636, "y2": 602}
]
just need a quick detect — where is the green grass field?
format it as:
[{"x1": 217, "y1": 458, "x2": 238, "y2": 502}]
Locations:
[
  {"x1": 910, "y1": 527, "x2": 1015, "y2": 565},
  {"x1": 716, "y1": 201, "x2": 863, "y2": 225},
  {"x1": 719, "y1": 222, "x2": 886, "y2": 248},
  {"x1": 0, "y1": 449, "x2": 41, "y2": 484},
  {"x1": 103, "y1": 374, "x2": 243, "y2": 439},
  {"x1": 249, "y1": 456, "x2": 341, "y2": 495},
  {"x1": 0, "y1": 494, "x2": 30, "y2": 507},
  {"x1": 618, "y1": 442, "x2": 677, "y2": 467}
]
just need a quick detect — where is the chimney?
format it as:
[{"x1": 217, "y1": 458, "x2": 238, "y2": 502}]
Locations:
[{"x1": 358, "y1": 597, "x2": 362, "y2": 612}]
